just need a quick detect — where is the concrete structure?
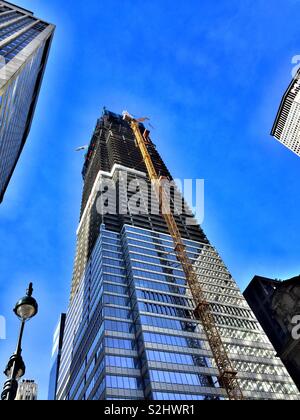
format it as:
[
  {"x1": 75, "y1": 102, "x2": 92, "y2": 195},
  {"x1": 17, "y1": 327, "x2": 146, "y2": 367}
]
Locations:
[
  {"x1": 55, "y1": 109, "x2": 299, "y2": 400},
  {"x1": 0, "y1": 1, "x2": 55, "y2": 202},
  {"x1": 244, "y1": 275, "x2": 300, "y2": 391},
  {"x1": 16, "y1": 379, "x2": 38, "y2": 400},
  {"x1": 271, "y1": 68, "x2": 300, "y2": 157}
]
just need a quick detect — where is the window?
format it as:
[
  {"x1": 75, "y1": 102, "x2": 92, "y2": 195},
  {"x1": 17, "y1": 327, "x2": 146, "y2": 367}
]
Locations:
[{"x1": 106, "y1": 375, "x2": 142, "y2": 390}]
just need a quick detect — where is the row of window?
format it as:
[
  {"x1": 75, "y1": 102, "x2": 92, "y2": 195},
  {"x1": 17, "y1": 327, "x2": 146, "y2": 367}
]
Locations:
[
  {"x1": 127, "y1": 243, "x2": 204, "y2": 264},
  {"x1": 149, "y1": 370, "x2": 214, "y2": 387},
  {"x1": 129, "y1": 251, "x2": 178, "y2": 266},
  {"x1": 102, "y1": 265, "x2": 126, "y2": 276},
  {"x1": 146, "y1": 350, "x2": 208, "y2": 368},
  {"x1": 104, "y1": 282, "x2": 128, "y2": 295},
  {"x1": 126, "y1": 235, "x2": 180, "y2": 253},
  {"x1": 105, "y1": 319, "x2": 134, "y2": 334},
  {"x1": 101, "y1": 237, "x2": 121, "y2": 247},
  {"x1": 128, "y1": 244, "x2": 177, "y2": 259},
  {"x1": 233, "y1": 361, "x2": 286, "y2": 376},
  {"x1": 126, "y1": 235, "x2": 219, "y2": 266},
  {"x1": 143, "y1": 332, "x2": 203, "y2": 349},
  {"x1": 136, "y1": 289, "x2": 193, "y2": 308},
  {"x1": 195, "y1": 259, "x2": 228, "y2": 274},
  {"x1": 214, "y1": 314, "x2": 259, "y2": 331},
  {"x1": 103, "y1": 306, "x2": 132, "y2": 320},
  {"x1": 224, "y1": 343, "x2": 275, "y2": 359},
  {"x1": 105, "y1": 337, "x2": 136, "y2": 350},
  {"x1": 106, "y1": 355, "x2": 139, "y2": 369},
  {"x1": 196, "y1": 267, "x2": 232, "y2": 281},
  {"x1": 134, "y1": 275, "x2": 187, "y2": 293},
  {"x1": 125, "y1": 227, "x2": 207, "y2": 252},
  {"x1": 0, "y1": 10, "x2": 20, "y2": 24},
  {"x1": 137, "y1": 262, "x2": 232, "y2": 288},
  {"x1": 239, "y1": 379, "x2": 296, "y2": 395},
  {"x1": 139, "y1": 301, "x2": 194, "y2": 319},
  {"x1": 205, "y1": 292, "x2": 247, "y2": 308},
  {"x1": 211, "y1": 303, "x2": 254, "y2": 320},
  {"x1": 103, "y1": 294, "x2": 130, "y2": 307},
  {"x1": 101, "y1": 243, "x2": 122, "y2": 253},
  {"x1": 0, "y1": 23, "x2": 48, "y2": 63},
  {"x1": 103, "y1": 273, "x2": 127, "y2": 284},
  {"x1": 102, "y1": 230, "x2": 119, "y2": 239},
  {"x1": 106, "y1": 375, "x2": 142, "y2": 390},
  {"x1": 204, "y1": 284, "x2": 241, "y2": 298},
  {"x1": 0, "y1": 17, "x2": 34, "y2": 42},
  {"x1": 140, "y1": 315, "x2": 200, "y2": 333},
  {"x1": 152, "y1": 392, "x2": 210, "y2": 400},
  {"x1": 219, "y1": 327, "x2": 269, "y2": 344},
  {"x1": 0, "y1": 6, "x2": 11, "y2": 13},
  {"x1": 103, "y1": 256, "x2": 125, "y2": 268},
  {"x1": 132, "y1": 260, "x2": 183, "y2": 277},
  {"x1": 102, "y1": 249, "x2": 122, "y2": 258}
]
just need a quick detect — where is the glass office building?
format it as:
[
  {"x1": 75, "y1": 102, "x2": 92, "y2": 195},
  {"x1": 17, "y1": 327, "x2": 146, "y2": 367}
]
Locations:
[
  {"x1": 48, "y1": 314, "x2": 66, "y2": 400},
  {"x1": 55, "y1": 110, "x2": 299, "y2": 400},
  {"x1": 0, "y1": 1, "x2": 55, "y2": 202},
  {"x1": 271, "y1": 68, "x2": 300, "y2": 157}
]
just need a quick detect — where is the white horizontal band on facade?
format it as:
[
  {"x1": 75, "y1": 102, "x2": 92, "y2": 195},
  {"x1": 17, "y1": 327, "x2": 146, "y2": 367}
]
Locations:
[{"x1": 77, "y1": 164, "x2": 147, "y2": 235}]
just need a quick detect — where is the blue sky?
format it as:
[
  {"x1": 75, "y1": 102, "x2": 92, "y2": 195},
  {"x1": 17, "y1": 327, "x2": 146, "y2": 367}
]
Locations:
[{"x1": 0, "y1": 0, "x2": 300, "y2": 400}]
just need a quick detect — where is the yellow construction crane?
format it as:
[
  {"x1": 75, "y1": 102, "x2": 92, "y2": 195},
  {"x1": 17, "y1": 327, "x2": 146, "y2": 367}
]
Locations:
[{"x1": 123, "y1": 111, "x2": 244, "y2": 400}]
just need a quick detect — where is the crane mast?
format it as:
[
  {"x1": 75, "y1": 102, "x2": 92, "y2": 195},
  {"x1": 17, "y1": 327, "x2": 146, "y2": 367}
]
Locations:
[{"x1": 123, "y1": 111, "x2": 243, "y2": 400}]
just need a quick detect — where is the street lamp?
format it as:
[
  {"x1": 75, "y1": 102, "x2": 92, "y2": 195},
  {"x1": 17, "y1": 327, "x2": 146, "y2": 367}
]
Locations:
[{"x1": 1, "y1": 283, "x2": 38, "y2": 400}]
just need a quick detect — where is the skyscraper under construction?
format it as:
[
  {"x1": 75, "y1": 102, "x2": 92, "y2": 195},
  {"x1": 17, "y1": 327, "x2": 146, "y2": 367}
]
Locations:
[{"x1": 55, "y1": 109, "x2": 299, "y2": 400}]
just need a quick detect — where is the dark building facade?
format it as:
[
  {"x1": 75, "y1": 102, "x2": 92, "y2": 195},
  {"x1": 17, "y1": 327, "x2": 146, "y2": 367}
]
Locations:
[
  {"x1": 0, "y1": 1, "x2": 55, "y2": 202},
  {"x1": 48, "y1": 314, "x2": 66, "y2": 400},
  {"x1": 55, "y1": 109, "x2": 299, "y2": 400},
  {"x1": 244, "y1": 275, "x2": 300, "y2": 391}
]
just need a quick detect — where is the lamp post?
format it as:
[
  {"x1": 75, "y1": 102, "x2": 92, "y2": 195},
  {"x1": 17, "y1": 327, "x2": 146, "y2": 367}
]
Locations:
[{"x1": 1, "y1": 283, "x2": 38, "y2": 400}]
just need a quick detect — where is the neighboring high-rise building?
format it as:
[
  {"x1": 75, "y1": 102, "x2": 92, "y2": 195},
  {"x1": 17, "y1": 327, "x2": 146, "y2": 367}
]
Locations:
[
  {"x1": 0, "y1": 1, "x2": 55, "y2": 202},
  {"x1": 16, "y1": 379, "x2": 38, "y2": 400},
  {"x1": 244, "y1": 275, "x2": 300, "y2": 391},
  {"x1": 55, "y1": 109, "x2": 299, "y2": 400},
  {"x1": 48, "y1": 313, "x2": 66, "y2": 400},
  {"x1": 271, "y1": 68, "x2": 300, "y2": 157}
]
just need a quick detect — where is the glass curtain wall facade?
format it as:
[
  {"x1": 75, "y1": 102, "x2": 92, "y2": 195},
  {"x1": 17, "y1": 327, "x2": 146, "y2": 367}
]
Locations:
[
  {"x1": 0, "y1": 1, "x2": 55, "y2": 202},
  {"x1": 56, "y1": 110, "x2": 300, "y2": 400},
  {"x1": 48, "y1": 314, "x2": 66, "y2": 400},
  {"x1": 271, "y1": 68, "x2": 300, "y2": 157}
]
